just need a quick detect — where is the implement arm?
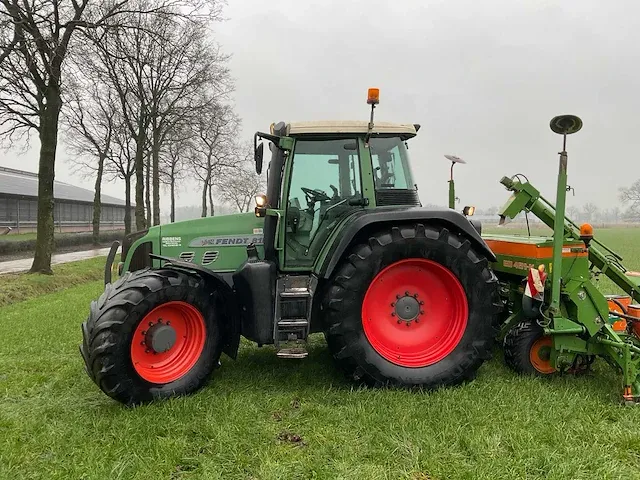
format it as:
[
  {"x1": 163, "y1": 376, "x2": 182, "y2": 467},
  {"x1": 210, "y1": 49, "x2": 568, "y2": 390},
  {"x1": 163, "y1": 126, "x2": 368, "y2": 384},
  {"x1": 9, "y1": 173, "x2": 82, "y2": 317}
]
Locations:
[{"x1": 497, "y1": 176, "x2": 640, "y2": 300}]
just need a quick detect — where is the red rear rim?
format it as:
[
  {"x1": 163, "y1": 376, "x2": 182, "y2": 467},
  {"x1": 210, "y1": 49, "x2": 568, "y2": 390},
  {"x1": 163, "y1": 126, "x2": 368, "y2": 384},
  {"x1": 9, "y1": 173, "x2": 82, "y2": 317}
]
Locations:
[
  {"x1": 361, "y1": 258, "x2": 468, "y2": 368},
  {"x1": 130, "y1": 301, "x2": 206, "y2": 384}
]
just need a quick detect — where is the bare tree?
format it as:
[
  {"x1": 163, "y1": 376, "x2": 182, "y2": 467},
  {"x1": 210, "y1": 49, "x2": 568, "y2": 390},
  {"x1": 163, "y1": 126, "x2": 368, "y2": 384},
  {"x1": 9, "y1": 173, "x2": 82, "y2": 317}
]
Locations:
[
  {"x1": 160, "y1": 125, "x2": 191, "y2": 223},
  {"x1": 63, "y1": 67, "x2": 118, "y2": 244},
  {"x1": 620, "y1": 179, "x2": 640, "y2": 221},
  {"x1": 145, "y1": 17, "x2": 231, "y2": 226},
  {"x1": 106, "y1": 124, "x2": 136, "y2": 234},
  {"x1": 0, "y1": 0, "x2": 224, "y2": 273},
  {"x1": 582, "y1": 202, "x2": 599, "y2": 223},
  {"x1": 567, "y1": 206, "x2": 581, "y2": 222},
  {"x1": 190, "y1": 102, "x2": 239, "y2": 217},
  {"x1": 0, "y1": 0, "x2": 127, "y2": 273},
  {"x1": 145, "y1": 148, "x2": 152, "y2": 224},
  {"x1": 216, "y1": 143, "x2": 267, "y2": 213}
]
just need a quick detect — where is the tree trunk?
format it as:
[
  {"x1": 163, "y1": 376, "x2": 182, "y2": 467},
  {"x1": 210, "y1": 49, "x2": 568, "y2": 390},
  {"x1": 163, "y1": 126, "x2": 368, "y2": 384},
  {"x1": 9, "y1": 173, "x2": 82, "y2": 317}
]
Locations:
[
  {"x1": 92, "y1": 153, "x2": 105, "y2": 245},
  {"x1": 152, "y1": 126, "x2": 161, "y2": 226},
  {"x1": 30, "y1": 88, "x2": 62, "y2": 274},
  {"x1": 170, "y1": 176, "x2": 176, "y2": 223},
  {"x1": 201, "y1": 177, "x2": 208, "y2": 217},
  {"x1": 145, "y1": 154, "x2": 151, "y2": 226},
  {"x1": 134, "y1": 130, "x2": 146, "y2": 231},
  {"x1": 124, "y1": 175, "x2": 132, "y2": 235},
  {"x1": 208, "y1": 182, "x2": 214, "y2": 217}
]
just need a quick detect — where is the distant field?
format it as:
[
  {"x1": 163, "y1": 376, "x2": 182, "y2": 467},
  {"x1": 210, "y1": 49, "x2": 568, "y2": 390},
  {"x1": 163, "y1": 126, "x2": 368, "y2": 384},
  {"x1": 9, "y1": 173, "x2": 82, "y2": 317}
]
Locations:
[{"x1": 2, "y1": 230, "x2": 640, "y2": 479}]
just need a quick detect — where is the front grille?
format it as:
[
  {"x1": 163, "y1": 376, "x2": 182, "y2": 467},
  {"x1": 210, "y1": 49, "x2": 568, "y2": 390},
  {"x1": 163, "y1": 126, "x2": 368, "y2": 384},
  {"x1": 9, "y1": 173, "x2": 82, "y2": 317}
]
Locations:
[
  {"x1": 375, "y1": 189, "x2": 421, "y2": 207},
  {"x1": 202, "y1": 251, "x2": 219, "y2": 265},
  {"x1": 179, "y1": 252, "x2": 195, "y2": 262}
]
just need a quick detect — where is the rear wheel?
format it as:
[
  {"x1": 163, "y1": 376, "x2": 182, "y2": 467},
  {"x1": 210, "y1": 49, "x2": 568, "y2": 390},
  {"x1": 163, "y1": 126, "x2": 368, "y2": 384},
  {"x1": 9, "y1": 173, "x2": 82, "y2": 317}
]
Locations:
[
  {"x1": 322, "y1": 224, "x2": 500, "y2": 389},
  {"x1": 80, "y1": 268, "x2": 222, "y2": 405},
  {"x1": 504, "y1": 321, "x2": 556, "y2": 375}
]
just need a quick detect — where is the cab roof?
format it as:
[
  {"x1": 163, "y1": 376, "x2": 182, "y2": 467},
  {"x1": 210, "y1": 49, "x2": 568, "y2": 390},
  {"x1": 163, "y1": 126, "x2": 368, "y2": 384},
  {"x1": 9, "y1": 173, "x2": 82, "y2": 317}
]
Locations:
[{"x1": 285, "y1": 120, "x2": 418, "y2": 139}]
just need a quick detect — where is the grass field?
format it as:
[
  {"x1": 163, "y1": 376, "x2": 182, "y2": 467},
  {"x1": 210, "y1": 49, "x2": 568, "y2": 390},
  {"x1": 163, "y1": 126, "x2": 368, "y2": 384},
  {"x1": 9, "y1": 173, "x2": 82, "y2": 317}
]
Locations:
[
  {"x1": 0, "y1": 232, "x2": 38, "y2": 242},
  {"x1": 2, "y1": 228, "x2": 640, "y2": 479},
  {"x1": 0, "y1": 256, "x2": 105, "y2": 307}
]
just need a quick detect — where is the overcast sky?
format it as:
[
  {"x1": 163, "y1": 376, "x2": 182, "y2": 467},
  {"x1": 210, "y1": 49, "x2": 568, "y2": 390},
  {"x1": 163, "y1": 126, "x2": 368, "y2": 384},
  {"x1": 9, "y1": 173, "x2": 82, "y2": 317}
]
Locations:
[{"x1": 2, "y1": 0, "x2": 639, "y2": 214}]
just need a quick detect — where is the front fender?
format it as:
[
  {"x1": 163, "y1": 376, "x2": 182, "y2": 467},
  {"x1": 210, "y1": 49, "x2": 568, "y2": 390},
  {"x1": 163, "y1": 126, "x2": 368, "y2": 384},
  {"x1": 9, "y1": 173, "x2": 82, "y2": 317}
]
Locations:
[
  {"x1": 149, "y1": 254, "x2": 240, "y2": 360},
  {"x1": 317, "y1": 208, "x2": 496, "y2": 279}
]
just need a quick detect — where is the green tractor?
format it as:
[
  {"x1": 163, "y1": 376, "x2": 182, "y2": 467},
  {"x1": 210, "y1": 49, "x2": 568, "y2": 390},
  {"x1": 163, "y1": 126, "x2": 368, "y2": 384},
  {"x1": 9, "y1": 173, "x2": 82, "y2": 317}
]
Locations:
[
  {"x1": 83, "y1": 88, "x2": 640, "y2": 406},
  {"x1": 81, "y1": 89, "x2": 501, "y2": 405}
]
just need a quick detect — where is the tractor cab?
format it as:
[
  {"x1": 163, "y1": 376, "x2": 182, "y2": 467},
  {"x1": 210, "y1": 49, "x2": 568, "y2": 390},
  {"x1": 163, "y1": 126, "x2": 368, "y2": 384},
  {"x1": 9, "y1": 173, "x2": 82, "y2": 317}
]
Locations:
[{"x1": 254, "y1": 118, "x2": 422, "y2": 270}]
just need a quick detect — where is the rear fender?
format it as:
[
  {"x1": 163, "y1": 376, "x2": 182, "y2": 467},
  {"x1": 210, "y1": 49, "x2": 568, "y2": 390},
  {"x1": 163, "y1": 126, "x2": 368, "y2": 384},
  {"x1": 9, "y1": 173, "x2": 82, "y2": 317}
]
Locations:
[
  {"x1": 318, "y1": 208, "x2": 497, "y2": 279},
  {"x1": 149, "y1": 254, "x2": 240, "y2": 360}
]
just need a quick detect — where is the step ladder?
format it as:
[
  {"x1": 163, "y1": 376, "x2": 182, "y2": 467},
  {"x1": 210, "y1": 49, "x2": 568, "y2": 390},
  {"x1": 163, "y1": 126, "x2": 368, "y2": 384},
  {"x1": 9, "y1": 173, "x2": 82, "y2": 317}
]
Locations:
[{"x1": 274, "y1": 274, "x2": 317, "y2": 358}]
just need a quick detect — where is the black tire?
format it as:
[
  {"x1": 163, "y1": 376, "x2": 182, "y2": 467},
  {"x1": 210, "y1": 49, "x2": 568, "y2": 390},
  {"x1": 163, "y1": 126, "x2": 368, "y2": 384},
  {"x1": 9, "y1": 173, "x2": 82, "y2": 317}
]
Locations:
[
  {"x1": 503, "y1": 321, "x2": 555, "y2": 375},
  {"x1": 321, "y1": 223, "x2": 501, "y2": 389},
  {"x1": 80, "y1": 268, "x2": 222, "y2": 405}
]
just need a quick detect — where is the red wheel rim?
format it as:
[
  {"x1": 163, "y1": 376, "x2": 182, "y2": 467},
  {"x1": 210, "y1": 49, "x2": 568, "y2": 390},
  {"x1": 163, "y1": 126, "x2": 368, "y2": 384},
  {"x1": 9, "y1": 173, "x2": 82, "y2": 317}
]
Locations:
[
  {"x1": 130, "y1": 301, "x2": 206, "y2": 384},
  {"x1": 361, "y1": 258, "x2": 468, "y2": 368}
]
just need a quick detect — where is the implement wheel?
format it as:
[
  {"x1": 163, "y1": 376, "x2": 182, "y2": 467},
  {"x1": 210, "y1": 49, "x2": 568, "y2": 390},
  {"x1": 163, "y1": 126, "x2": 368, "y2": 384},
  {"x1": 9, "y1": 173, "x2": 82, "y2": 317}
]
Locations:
[
  {"x1": 322, "y1": 224, "x2": 501, "y2": 389},
  {"x1": 80, "y1": 268, "x2": 222, "y2": 405},
  {"x1": 504, "y1": 321, "x2": 556, "y2": 375}
]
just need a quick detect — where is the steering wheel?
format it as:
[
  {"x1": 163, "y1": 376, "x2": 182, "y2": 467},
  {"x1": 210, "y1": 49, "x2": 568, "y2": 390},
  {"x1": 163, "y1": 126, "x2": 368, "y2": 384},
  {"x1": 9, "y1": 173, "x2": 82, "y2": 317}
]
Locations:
[{"x1": 301, "y1": 187, "x2": 331, "y2": 206}]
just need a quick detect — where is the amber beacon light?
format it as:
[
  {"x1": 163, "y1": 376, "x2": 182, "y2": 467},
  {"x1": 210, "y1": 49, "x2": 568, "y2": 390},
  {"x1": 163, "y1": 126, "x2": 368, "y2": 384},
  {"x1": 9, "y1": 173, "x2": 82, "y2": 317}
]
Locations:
[{"x1": 367, "y1": 88, "x2": 380, "y2": 105}]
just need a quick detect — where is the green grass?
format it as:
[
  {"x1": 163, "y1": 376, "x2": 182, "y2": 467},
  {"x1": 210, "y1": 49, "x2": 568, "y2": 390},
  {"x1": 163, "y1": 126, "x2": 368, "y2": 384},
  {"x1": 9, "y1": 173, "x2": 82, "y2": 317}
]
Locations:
[
  {"x1": 2, "y1": 282, "x2": 640, "y2": 480},
  {"x1": 2, "y1": 229, "x2": 640, "y2": 479},
  {"x1": 0, "y1": 232, "x2": 38, "y2": 242},
  {"x1": 0, "y1": 256, "x2": 105, "y2": 307}
]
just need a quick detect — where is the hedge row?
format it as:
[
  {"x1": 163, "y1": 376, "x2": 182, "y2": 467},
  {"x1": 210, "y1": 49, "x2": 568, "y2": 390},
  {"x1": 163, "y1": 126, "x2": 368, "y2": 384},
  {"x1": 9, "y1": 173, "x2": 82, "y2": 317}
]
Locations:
[{"x1": 0, "y1": 230, "x2": 125, "y2": 256}]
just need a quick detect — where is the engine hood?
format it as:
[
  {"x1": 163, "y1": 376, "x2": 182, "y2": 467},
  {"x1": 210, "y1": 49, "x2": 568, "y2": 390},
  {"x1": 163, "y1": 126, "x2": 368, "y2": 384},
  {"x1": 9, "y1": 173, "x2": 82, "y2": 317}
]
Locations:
[{"x1": 158, "y1": 213, "x2": 266, "y2": 271}]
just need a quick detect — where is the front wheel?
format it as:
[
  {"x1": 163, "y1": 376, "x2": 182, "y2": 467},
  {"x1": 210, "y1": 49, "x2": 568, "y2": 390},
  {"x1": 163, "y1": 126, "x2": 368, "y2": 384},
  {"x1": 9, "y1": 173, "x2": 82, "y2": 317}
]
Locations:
[
  {"x1": 80, "y1": 268, "x2": 222, "y2": 405},
  {"x1": 322, "y1": 223, "x2": 501, "y2": 389}
]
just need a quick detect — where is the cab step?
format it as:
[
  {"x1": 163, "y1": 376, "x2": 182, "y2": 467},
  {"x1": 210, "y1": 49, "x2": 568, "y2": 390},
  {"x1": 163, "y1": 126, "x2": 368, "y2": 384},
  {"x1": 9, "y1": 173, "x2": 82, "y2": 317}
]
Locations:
[
  {"x1": 276, "y1": 347, "x2": 309, "y2": 359},
  {"x1": 274, "y1": 274, "x2": 318, "y2": 357}
]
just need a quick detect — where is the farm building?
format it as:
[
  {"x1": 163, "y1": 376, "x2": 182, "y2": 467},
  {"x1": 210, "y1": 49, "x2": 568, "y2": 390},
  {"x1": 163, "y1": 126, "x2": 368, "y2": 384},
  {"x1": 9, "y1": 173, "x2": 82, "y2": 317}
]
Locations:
[{"x1": 0, "y1": 166, "x2": 133, "y2": 234}]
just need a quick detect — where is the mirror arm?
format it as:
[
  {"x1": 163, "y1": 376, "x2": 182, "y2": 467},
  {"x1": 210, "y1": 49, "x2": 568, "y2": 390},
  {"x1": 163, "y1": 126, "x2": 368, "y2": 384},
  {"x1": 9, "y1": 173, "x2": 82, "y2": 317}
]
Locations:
[{"x1": 255, "y1": 131, "x2": 280, "y2": 144}]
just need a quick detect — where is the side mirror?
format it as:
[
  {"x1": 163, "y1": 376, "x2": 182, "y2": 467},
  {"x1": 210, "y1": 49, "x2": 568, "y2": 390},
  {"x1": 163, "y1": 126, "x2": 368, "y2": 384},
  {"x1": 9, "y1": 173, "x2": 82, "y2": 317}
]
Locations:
[{"x1": 255, "y1": 143, "x2": 264, "y2": 174}]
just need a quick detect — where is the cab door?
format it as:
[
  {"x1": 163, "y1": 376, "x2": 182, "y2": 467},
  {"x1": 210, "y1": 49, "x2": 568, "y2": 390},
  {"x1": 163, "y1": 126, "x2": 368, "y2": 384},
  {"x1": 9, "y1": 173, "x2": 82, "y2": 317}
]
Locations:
[{"x1": 282, "y1": 137, "x2": 363, "y2": 269}]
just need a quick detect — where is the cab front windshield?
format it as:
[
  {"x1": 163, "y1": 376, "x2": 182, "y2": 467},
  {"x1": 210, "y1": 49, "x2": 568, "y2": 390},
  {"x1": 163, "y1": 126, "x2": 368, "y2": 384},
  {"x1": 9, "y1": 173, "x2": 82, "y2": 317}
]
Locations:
[{"x1": 369, "y1": 136, "x2": 416, "y2": 190}]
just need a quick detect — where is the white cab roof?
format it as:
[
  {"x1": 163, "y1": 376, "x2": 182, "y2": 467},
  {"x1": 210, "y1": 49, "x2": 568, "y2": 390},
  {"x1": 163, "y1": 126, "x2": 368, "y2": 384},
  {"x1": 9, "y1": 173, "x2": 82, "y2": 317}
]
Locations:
[{"x1": 286, "y1": 120, "x2": 418, "y2": 138}]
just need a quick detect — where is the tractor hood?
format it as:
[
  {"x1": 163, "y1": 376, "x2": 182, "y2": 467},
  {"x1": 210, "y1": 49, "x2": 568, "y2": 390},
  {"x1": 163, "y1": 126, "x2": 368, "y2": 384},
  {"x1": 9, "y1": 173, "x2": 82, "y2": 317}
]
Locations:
[{"x1": 158, "y1": 213, "x2": 265, "y2": 272}]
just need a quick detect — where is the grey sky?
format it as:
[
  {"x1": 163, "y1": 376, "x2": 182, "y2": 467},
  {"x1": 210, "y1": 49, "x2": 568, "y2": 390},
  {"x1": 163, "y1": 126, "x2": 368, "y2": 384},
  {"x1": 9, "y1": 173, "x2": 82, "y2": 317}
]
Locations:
[{"x1": 2, "y1": 0, "x2": 638, "y2": 213}]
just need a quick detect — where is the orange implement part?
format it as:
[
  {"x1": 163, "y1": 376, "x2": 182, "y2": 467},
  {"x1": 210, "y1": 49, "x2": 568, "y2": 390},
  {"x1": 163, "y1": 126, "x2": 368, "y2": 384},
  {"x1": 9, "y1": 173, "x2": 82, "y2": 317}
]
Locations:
[
  {"x1": 529, "y1": 336, "x2": 555, "y2": 374},
  {"x1": 484, "y1": 239, "x2": 587, "y2": 259},
  {"x1": 607, "y1": 295, "x2": 632, "y2": 314},
  {"x1": 629, "y1": 305, "x2": 640, "y2": 338},
  {"x1": 612, "y1": 320, "x2": 628, "y2": 332}
]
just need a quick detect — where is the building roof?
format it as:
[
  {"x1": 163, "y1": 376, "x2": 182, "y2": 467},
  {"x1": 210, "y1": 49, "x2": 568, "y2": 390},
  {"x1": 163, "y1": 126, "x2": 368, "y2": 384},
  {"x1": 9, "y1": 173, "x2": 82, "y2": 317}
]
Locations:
[
  {"x1": 0, "y1": 166, "x2": 130, "y2": 206},
  {"x1": 286, "y1": 120, "x2": 418, "y2": 138}
]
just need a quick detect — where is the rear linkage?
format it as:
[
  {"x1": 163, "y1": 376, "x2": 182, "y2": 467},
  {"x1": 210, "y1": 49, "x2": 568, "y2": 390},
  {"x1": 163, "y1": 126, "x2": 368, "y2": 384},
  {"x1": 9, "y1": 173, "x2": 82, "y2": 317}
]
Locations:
[{"x1": 496, "y1": 114, "x2": 640, "y2": 404}]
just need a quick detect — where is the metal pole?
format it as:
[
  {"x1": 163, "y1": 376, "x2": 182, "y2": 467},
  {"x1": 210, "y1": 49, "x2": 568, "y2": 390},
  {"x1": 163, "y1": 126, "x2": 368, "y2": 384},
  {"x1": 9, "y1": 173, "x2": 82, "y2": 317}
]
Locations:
[
  {"x1": 550, "y1": 135, "x2": 568, "y2": 314},
  {"x1": 448, "y1": 162, "x2": 455, "y2": 209}
]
